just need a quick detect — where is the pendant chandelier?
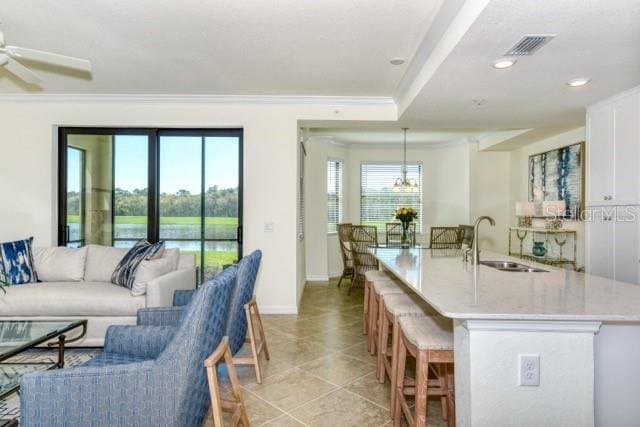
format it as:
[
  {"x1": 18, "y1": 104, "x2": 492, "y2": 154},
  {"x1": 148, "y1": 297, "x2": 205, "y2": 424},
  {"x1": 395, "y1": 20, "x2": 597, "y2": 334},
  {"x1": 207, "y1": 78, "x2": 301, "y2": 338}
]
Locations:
[{"x1": 392, "y1": 127, "x2": 419, "y2": 193}]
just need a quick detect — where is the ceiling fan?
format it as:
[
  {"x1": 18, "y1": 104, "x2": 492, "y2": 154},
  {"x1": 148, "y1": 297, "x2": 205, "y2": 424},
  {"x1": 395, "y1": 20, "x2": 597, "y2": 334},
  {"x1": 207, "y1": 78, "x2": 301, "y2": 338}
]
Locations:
[{"x1": 0, "y1": 31, "x2": 92, "y2": 85}]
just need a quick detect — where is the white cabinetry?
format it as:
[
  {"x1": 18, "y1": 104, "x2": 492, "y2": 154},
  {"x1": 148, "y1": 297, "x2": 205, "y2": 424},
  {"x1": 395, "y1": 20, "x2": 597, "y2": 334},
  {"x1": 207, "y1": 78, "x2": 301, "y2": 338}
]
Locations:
[
  {"x1": 586, "y1": 88, "x2": 640, "y2": 206},
  {"x1": 586, "y1": 86, "x2": 640, "y2": 283}
]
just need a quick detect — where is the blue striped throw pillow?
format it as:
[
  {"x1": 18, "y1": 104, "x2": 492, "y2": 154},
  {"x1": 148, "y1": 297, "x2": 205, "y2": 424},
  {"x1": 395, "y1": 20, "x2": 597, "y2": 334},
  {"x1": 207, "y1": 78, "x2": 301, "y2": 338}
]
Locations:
[
  {"x1": 111, "y1": 240, "x2": 165, "y2": 289},
  {"x1": 0, "y1": 237, "x2": 38, "y2": 285}
]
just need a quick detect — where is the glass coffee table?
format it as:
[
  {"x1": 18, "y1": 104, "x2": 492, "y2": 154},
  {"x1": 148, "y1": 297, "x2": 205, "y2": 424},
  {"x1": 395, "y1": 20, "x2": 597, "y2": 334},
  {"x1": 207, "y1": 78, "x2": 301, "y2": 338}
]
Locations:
[{"x1": 0, "y1": 320, "x2": 87, "y2": 401}]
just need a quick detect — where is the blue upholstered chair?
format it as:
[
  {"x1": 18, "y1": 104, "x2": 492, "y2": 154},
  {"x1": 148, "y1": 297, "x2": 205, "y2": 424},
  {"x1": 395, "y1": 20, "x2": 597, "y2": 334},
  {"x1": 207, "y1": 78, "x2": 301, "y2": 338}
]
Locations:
[
  {"x1": 160, "y1": 250, "x2": 267, "y2": 382},
  {"x1": 20, "y1": 265, "x2": 238, "y2": 427}
]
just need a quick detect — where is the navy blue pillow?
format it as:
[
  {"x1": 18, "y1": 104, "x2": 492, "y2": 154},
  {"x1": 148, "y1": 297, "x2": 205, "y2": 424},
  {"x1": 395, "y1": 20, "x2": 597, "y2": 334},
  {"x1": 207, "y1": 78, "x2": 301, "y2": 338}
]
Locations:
[
  {"x1": 111, "y1": 240, "x2": 165, "y2": 289},
  {"x1": 0, "y1": 237, "x2": 38, "y2": 285}
]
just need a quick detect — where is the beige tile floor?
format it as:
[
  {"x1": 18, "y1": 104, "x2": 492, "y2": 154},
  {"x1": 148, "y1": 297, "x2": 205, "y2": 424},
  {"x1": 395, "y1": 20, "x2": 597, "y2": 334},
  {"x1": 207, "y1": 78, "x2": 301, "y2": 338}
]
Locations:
[{"x1": 204, "y1": 279, "x2": 446, "y2": 427}]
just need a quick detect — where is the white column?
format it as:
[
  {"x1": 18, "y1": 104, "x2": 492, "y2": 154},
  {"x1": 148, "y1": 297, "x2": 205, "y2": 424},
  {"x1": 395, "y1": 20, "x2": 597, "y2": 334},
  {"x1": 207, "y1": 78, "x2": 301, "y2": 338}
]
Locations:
[{"x1": 454, "y1": 320, "x2": 601, "y2": 427}]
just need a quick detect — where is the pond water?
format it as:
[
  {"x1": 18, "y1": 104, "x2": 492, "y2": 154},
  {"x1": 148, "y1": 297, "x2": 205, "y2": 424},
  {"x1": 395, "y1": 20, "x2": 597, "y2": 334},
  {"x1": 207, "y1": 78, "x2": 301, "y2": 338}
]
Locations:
[{"x1": 68, "y1": 222, "x2": 238, "y2": 281}]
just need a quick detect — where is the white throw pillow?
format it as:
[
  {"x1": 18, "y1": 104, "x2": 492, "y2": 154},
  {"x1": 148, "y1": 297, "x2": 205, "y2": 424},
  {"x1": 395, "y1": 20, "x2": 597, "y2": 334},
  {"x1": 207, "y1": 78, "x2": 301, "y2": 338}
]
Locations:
[
  {"x1": 84, "y1": 245, "x2": 129, "y2": 282},
  {"x1": 163, "y1": 248, "x2": 180, "y2": 270},
  {"x1": 131, "y1": 256, "x2": 175, "y2": 296},
  {"x1": 33, "y1": 246, "x2": 88, "y2": 282}
]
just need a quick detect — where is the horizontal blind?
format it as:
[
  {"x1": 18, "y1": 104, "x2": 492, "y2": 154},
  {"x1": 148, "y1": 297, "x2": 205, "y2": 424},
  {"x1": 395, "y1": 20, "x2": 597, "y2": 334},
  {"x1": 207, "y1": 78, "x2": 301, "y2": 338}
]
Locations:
[
  {"x1": 327, "y1": 160, "x2": 343, "y2": 233},
  {"x1": 360, "y1": 163, "x2": 422, "y2": 232}
]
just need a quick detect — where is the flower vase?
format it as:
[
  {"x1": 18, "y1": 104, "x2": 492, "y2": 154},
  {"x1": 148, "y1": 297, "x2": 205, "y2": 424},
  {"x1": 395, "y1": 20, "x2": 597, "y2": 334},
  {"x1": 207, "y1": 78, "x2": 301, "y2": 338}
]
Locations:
[{"x1": 401, "y1": 221, "x2": 411, "y2": 247}]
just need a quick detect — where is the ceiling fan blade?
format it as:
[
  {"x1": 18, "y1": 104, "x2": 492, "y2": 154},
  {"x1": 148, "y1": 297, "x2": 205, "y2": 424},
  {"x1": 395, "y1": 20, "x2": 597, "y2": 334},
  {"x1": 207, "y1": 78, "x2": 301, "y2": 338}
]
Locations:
[
  {"x1": 5, "y1": 46, "x2": 91, "y2": 71},
  {"x1": 3, "y1": 57, "x2": 42, "y2": 84}
]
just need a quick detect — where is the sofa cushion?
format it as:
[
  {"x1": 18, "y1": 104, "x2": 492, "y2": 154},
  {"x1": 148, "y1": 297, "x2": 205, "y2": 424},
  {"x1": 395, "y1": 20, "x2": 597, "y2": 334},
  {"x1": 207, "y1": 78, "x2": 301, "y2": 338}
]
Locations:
[
  {"x1": 0, "y1": 281, "x2": 145, "y2": 316},
  {"x1": 165, "y1": 248, "x2": 180, "y2": 270},
  {"x1": 132, "y1": 257, "x2": 175, "y2": 296},
  {"x1": 33, "y1": 246, "x2": 88, "y2": 282},
  {"x1": 0, "y1": 237, "x2": 38, "y2": 285},
  {"x1": 84, "y1": 245, "x2": 128, "y2": 282}
]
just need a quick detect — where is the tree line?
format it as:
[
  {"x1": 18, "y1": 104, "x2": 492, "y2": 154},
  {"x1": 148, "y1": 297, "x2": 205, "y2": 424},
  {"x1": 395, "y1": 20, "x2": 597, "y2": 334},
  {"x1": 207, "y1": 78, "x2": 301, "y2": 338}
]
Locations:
[{"x1": 67, "y1": 186, "x2": 238, "y2": 217}]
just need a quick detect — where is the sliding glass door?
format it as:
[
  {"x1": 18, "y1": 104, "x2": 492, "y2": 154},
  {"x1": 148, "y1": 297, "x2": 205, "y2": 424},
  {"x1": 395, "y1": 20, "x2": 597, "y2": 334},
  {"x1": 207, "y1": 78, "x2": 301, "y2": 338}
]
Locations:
[
  {"x1": 66, "y1": 147, "x2": 85, "y2": 247},
  {"x1": 58, "y1": 128, "x2": 242, "y2": 283},
  {"x1": 158, "y1": 131, "x2": 242, "y2": 282}
]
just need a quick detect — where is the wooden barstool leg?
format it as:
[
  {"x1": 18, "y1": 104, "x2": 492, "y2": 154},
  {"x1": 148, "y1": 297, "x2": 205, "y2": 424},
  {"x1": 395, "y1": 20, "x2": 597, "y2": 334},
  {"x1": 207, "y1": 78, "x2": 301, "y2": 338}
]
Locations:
[
  {"x1": 205, "y1": 337, "x2": 250, "y2": 427},
  {"x1": 251, "y1": 298, "x2": 270, "y2": 361},
  {"x1": 245, "y1": 301, "x2": 263, "y2": 384},
  {"x1": 376, "y1": 300, "x2": 389, "y2": 383},
  {"x1": 415, "y1": 350, "x2": 429, "y2": 427},
  {"x1": 390, "y1": 316, "x2": 401, "y2": 417},
  {"x1": 446, "y1": 366, "x2": 455, "y2": 427},
  {"x1": 393, "y1": 336, "x2": 407, "y2": 427},
  {"x1": 438, "y1": 364, "x2": 448, "y2": 420},
  {"x1": 363, "y1": 279, "x2": 370, "y2": 335},
  {"x1": 234, "y1": 297, "x2": 270, "y2": 384},
  {"x1": 368, "y1": 291, "x2": 378, "y2": 354}
]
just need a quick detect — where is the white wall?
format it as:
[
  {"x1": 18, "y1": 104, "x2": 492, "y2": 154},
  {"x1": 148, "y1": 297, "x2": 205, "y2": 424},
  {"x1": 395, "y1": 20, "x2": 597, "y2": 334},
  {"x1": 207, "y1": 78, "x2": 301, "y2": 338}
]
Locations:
[
  {"x1": 304, "y1": 138, "x2": 349, "y2": 281},
  {"x1": 509, "y1": 127, "x2": 586, "y2": 267},
  {"x1": 0, "y1": 97, "x2": 395, "y2": 313},
  {"x1": 469, "y1": 142, "x2": 511, "y2": 254}
]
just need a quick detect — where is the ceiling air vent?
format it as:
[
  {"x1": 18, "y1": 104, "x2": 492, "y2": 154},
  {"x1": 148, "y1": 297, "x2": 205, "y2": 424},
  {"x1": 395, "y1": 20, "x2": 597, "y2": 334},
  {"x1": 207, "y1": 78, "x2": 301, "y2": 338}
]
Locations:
[{"x1": 505, "y1": 35, "x2": 555, "y2": 56}]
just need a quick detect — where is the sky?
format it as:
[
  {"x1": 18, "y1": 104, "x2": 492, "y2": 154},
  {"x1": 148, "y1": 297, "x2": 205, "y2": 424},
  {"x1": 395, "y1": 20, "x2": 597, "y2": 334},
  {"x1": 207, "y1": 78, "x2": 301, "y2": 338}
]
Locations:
[{"x1": 68, "y1": 135, "x2": 239, "y2": 193}]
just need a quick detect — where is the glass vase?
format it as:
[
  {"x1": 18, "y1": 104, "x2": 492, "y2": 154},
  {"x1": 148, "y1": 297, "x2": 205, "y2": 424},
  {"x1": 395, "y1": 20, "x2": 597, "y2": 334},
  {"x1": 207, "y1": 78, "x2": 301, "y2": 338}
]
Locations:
[{"x1": 401, "y1": 221, "x2": 411, "y2": 248}]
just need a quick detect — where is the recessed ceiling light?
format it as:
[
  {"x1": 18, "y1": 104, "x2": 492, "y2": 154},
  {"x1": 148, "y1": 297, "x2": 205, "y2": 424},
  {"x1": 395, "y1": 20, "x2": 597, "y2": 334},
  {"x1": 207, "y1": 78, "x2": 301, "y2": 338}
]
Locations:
[
  {"x1": 492, "y1": 58, "x2": 517, "y2": 69},
  {"x1": 566, "y1": 77, "x2": 591, "y2": 87},
  {"x1": 389, "y1": 58, "x2": 405, "y2": 66}
]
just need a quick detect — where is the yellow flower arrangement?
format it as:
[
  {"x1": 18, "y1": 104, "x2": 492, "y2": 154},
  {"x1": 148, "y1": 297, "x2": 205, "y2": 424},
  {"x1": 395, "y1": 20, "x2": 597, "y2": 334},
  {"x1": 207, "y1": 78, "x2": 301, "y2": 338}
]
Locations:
[{"x1": 394, "y1": 207, "x2": 418, "y2": 223}]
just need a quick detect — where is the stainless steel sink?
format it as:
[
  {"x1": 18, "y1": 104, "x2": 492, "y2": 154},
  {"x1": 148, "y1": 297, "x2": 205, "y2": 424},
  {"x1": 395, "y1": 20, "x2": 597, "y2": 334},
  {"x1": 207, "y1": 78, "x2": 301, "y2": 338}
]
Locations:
[{"x1": 480, "y1": 260, "x2": 548, "y2": 273}]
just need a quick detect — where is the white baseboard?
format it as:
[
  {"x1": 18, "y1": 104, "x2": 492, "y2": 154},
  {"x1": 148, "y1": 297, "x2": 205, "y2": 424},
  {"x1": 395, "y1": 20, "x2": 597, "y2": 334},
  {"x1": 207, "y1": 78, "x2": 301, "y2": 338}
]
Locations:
[
  {"x1": 259, "y1": 305, "x2": 298, "y2": 315},
  {"x1": 329, "y1": 271, "x2": 342, "y2": 278},
  {"x1": 306, "y1": 275, "x2": 329, "y2": 282}
]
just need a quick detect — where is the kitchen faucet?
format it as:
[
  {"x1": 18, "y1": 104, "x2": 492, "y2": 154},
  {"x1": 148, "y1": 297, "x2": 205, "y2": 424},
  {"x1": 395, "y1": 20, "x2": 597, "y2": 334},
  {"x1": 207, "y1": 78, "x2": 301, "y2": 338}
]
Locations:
[{"x1": 463, "y1": 216, "x2": 495, "y2": 264}]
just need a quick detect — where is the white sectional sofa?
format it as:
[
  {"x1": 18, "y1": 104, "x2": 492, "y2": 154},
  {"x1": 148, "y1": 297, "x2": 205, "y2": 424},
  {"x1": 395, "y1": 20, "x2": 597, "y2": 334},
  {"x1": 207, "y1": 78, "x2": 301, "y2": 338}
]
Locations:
[{"x1": 0, "y1": 245, "x2": 196, "y2": 346}]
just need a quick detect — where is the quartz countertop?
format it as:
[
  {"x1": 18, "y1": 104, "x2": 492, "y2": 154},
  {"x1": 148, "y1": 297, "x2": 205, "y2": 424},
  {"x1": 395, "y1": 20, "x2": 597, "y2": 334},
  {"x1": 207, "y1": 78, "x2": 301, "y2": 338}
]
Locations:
[{"x1": 372, "y1": 247, "x2": 640, "y2": 321}]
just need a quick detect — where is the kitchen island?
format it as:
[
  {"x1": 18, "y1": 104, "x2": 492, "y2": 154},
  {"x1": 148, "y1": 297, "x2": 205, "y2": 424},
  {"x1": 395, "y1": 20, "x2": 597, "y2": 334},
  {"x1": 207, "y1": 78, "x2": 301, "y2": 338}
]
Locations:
[{"x1": 371, "y1": 246, "x2": 640, "y2": 427}]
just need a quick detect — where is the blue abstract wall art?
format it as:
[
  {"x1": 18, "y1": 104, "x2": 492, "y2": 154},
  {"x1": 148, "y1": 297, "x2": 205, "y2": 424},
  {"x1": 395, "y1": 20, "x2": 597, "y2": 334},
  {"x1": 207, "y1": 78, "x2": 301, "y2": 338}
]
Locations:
[{"x1": 528, "y1": 142, "x2": 584, "y2": 219}]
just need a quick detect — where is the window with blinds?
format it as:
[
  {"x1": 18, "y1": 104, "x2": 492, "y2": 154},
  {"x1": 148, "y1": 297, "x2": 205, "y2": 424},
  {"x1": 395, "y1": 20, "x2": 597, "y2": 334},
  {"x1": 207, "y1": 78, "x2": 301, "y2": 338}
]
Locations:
[
  {"x1": 360, "y1": 163, "x2": 422, "y2": 231},
  {"x1": 327, "y1": 160, "x2": 343, "y2": 233}
]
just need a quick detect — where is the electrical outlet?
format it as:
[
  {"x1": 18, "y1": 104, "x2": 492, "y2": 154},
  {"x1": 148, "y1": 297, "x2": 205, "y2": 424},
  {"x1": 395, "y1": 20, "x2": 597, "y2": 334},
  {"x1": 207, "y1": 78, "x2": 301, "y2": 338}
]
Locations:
[
  {"x1": 264, "y1": 222, "x2": 274, "y2": 233},
  {"x1": 519, "y1": 354, "x2": 540, "y2": 386}
]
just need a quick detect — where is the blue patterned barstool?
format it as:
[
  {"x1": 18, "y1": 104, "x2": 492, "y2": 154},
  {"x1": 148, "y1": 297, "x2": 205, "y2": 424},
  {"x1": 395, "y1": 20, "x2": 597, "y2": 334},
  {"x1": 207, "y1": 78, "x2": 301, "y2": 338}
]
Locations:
[{"x1": 175, "y1": 251, "x2": 268, "y2": 383}]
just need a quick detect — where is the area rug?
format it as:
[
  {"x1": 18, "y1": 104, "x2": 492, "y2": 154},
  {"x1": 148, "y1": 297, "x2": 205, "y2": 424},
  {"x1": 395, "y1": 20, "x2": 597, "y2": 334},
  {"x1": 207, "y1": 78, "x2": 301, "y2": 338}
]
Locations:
[{"x1": 1, "y1": 348, "x2": 101, "y2": 424}]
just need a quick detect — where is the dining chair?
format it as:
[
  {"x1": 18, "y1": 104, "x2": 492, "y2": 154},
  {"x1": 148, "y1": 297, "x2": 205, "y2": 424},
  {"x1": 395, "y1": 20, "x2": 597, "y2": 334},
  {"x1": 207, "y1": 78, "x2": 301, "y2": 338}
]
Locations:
[
  {"x1": 386, "y1": 222, "x2": 417, "y2": 246},
  {"x1": 429, "y1": 226, "x2": 462, "y2": 249},
  {"x1": 349, "y1": 225, "x2": 378, "y2": 295},
  {"x1": 337, "y1": 223, "x2": 354, "y2": 288},
  {"x1": 458, "y1": 224, "x2": 474, "y2": 248}
]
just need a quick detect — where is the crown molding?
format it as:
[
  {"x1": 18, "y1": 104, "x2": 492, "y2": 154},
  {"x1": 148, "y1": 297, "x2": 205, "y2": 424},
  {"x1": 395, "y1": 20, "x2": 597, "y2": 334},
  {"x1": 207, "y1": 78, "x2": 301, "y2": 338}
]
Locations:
[
  {"x1": 0, "y1": 93, "x2": 396, "y2": 106},
  {"x1": 306, "y1": 135, "x2": 468, "y2": 149},
  {"x1": 345, "y1": 139, "x2": 468, "y2": 150}
]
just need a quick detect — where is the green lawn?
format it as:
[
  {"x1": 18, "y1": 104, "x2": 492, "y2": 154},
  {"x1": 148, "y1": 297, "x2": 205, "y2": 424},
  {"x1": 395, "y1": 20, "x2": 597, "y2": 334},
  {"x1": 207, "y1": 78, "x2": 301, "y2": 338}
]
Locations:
[
  {"x1": 67, "y1": 215, "x2": 237, "y2": 225},
  {"x1": 186, "y1": 250, "x2": 238, "y2": 267}
]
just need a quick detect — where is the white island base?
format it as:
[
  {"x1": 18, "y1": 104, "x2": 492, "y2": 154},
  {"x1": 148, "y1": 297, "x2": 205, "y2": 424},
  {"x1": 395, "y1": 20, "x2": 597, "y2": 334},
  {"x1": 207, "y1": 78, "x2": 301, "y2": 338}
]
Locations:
[
  {"x1": 371, "y1": 247, "x2": 640, "y2": 426},
  {"x1": 454, "y1": 320, "x2": 600, "y2": 426}
]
